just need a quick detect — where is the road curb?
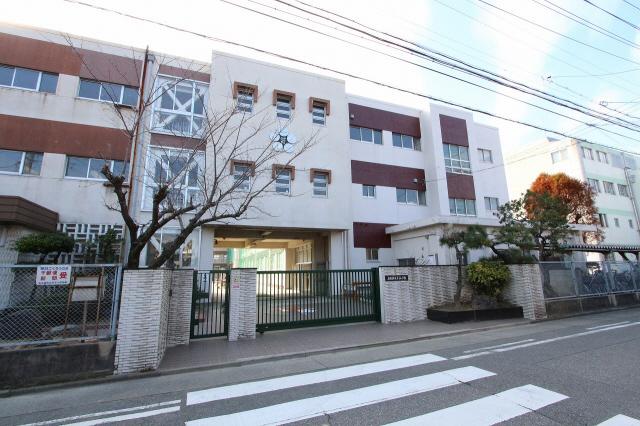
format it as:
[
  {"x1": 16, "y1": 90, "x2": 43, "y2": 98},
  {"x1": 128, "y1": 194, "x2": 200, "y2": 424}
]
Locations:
[{"x1": 0, "y1": 319, "x2": 532, "y2": 397}]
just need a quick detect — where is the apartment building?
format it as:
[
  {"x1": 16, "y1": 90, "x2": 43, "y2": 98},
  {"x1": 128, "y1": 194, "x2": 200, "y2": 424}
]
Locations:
[
  {"x1": 506, "y1": 137, "x2": 640, "y2": 260},
  {"x1": 0, "y1": 24, "x2": 510, "y2": 269}
]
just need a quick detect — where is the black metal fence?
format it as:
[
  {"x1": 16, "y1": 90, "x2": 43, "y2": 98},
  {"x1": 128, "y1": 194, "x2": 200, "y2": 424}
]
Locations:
[
  {"x1": 541, "y1": 261, "x2": 640, "y2": 299},
  {"x1": 0, "y1": 264, "x2": 122, "y2": 347},
  {"x1": 256, "y1": 269, "x2": 379, "y2": 332},
  {"x1": 191, "y1": 270, "x2": 229, "y2": 338}
]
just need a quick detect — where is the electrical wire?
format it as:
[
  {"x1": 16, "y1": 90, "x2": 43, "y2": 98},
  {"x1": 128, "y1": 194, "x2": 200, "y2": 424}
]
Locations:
[{"x1": 583, "y1": 0, "x2": 640, "y2": 31}]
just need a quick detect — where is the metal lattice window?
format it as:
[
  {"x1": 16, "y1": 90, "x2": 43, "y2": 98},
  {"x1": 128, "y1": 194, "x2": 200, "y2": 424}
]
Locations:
[
  {"x1": 153, "y1": 76, "x2": 208, "y2": 137},
  {"x1": 57, "y1": 223, "x2": 124, "y2": 264},
  {"x1": 443, "y1": 144, "x2": 471, "y2": 174}
]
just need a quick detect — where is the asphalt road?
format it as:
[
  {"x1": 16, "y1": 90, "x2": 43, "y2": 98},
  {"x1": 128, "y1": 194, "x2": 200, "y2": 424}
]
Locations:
[{"x1": 2, "y1": 308, "x2": 640, "y2": 425}]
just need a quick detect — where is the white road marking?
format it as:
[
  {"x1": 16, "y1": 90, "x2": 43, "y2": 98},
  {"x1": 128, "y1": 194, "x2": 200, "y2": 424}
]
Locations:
[
  {"x1": 385, "y1": 384, "x2": 568, "y2": 425},
  {"x1": 452, "y1": 351, "x2": 492, "y2": 360},
  {"x1": 463, "y1": 339, "x2": 535, "y2": 353},
  {"x1": 185, "y1": 366, "x2": 494, "y2": 426},
  {"x1": 18, "y1": 400, "x2": 181, "y2": 426},
  {"x1": 186, "y1": 353, "x2": 446, "y2": 406},
  {"x1": 587, "y1": 321, "x2": 630, "y2": 330},
  {"x1": 494, "y1": 322, "x2": 640, "y2": 353},
  {"x1": 598, "y1": 414, "x2": 640, "y2": 425},
  {"x1": 62, "y1": 406, "x2": 180, "y2": 426}
]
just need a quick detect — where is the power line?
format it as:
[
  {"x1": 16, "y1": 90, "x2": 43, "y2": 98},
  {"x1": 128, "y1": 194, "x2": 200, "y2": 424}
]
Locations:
[
  {"x1": 583, "y1": 0, "x2": 640, "y2": 31},
  {"x1": 273, "y1": 0, "x2": 640, "y2": 132},
  {"x1": 229, "y1": 0, "x2": 640, "y2": 141},
  {"x1": 475, "y1": 0, "x2": 640, "y2": 66},
  {"x1": 623, "y1": 0, "x2": 640, "y2": 13},
  {"x1": 58, "y1": 0, "x2": 640, "y2": 153}
]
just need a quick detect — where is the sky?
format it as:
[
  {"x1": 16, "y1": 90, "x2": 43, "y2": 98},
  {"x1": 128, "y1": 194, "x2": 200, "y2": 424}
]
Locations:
[{"x1": 4, "y1": 0, "x2": 640, "y2": 155}]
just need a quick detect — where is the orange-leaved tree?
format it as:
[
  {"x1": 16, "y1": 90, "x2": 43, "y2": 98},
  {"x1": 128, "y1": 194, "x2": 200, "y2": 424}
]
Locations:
[{"x1": 527, "y1": 172, "x2": 601, "y2": 241}]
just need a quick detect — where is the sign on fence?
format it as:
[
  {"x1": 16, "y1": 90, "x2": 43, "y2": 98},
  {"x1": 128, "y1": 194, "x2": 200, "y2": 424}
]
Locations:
[
  {"x1": 36, "y1": 265, "x2": 71, "y2": 286},
  {"x1": 385, "y1": 274, "x2": 409, "y2": 282}
]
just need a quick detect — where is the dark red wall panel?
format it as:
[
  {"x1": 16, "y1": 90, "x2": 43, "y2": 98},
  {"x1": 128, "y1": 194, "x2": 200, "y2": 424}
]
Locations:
[
  {"x1": 439, "y1": 114, "x2": 469, "y2": 147},
  {"x1": 158, "y1": 64, "x2": 210, "y2": 83},
  {"x1": 351, "y1": 160, "x2": 426, "y2": 191},
  {"x1": 0, "y1": 114, "x2": 131, "y2": 160},
  {"x1": 446, "y1": 173, "x2": 476, "y2": 199},
  {"x1": 353, "y1": 222, "x2": 394, "y2": 248},
  {"x1": 349, "y1": 104, "x2": 421, "y2": 137}
]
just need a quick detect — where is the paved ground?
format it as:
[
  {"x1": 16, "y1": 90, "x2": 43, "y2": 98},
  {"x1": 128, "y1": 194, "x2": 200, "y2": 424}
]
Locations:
[{"x1": 2, "y1": 308, "x2": 640, "y2": 425}]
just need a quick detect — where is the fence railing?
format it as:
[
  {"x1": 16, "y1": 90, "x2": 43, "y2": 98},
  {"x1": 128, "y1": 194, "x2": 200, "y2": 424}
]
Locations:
[
  {"x1": 256, "y1": 269, "x2": 379, "y2": 331},
  {"x1": 540, "y1": 261, "x2": 639, "y2": 300},
  {"x1": 0, "y1": 264, "x2": 123, "y2": 347}
]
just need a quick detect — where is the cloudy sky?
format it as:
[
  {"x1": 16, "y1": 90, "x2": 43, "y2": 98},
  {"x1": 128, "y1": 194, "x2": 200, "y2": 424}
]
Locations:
[{"x1": 4, "y1": 0, "x2": 640, "y2": 154}]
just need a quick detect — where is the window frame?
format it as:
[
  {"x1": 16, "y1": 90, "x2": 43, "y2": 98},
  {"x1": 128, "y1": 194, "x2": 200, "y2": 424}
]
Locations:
[
  {"x1": 392, "y1": 132, "x2": 421, "y2": 151},
  {"x1": 582, "y1": 147, "x2": 594, "y2": 160},
  {"x1": 478, "y1": 148, "x2": 493, "y2": 163},
  {"x1": 309, "y1": 97, "x2": 330, "y2": 126},
  {"x1": 232, "y1": 160, "x2": 255, "y2": 192},
  {"x1": 443, "y1": 143, "x2": 472, "y2": 174},
  {"x1": 274, "y1": 168, "x2": 292, "y2": 195},
  {"x1": 311, "y1": 170, "x2": 329, "y2": 198},
  {"x1": 449, "y1": 197, "x2": 477, "y2": 216},
  {"x1": 0, "y1": 64, "x2": 58, "y2": 93},
  {"x1": 587, "y1": 178, "x2": 601, "y2": 193},
  {"x1": 484, "y1": 196, "x2": 499, "y2": 211},
  {"x1": 77, "y1": 78, "x2": 138, "y2": 106},
  {"x1": 551, "y1": 149, "x2": 568, "y2": 164},
  {"x1": 598, "y1": 213, "x2": 609, "y2": 228},
  {"x1": 596, "y1": 150, "x2": 609, "y2": 164},
  {"x1": 350, "y1": 126, "x2": 382, "y2": 145},
  {"x1": 396, "y1": 188, "x2": 426, "y2": 205},
  {"x1": 618, "y1": 184, "x2": 630, "y2": 197},
  {"x1": 0, "y1": 149, "x2": 43, "y2": 176},
  {"x1": 362, "y1": 184, "x2": 376, "y2": 198},
  {"x1": 602, "y1": 181, "x2": 616, "y2": 195},
  {"x1": 64, "y1": 156, "x2": 127, "y2": 181},
  {"x1": 366, "y1": 248, "x2": 380, "y2": 262},
  {"x1": 152, "y1": 75, "x2": 208, "y2": 137}
]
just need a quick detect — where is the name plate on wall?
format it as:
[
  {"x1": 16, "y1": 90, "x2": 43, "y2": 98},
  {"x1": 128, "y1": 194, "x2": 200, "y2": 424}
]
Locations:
[{"x1": 385, "y1": 275, "x2": 409, "y2": 282}]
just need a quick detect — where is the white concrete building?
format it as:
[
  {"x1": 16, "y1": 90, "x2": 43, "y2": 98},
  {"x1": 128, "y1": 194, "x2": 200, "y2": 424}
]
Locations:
[
  {"x1": 506, "y1": 137, "x2": 640, "y2": 260},
  {"x1": 0, "y1": 25, "x2": 511, "y2": 269}
]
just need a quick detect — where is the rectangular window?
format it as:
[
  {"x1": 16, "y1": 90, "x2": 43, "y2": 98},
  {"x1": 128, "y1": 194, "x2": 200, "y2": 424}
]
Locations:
[
  {"x1": 362, "y1": 184, "x2": 376, "y2": 198},
  {"x1": 0, "y1": 64, "x2": 58, "y2": 93},
  {"x1": 551, "y1": 149, "x2": 568, "y2": 164},
  {"x1": 366, "y1": 248, "x2": 379, "y2": 262},
  {"x1": 449, "y1": 198, "x2": 477, "y2": 216},
  {"x1": 153, "y1": 76, "x2": 208, "y2": 137},
  {"x1": 392, "y1": 132, "x2": 421, "y2": 151},
  {"x1": 478, "y1": 148, "x2": 493, "y2": 163},
  {"x1": 603, "y1": 181, "x2": 616, "y2": 195},
  {"x1": 78, "y1": 78, "x2": 138, "y2": 106},
  {"x1": 443, "y1": 144, "x2": 471, "y2": 174},
  {"x1": 143, "y1": 147, "x2": 203, "y2": 210},
  {"x1": 275, "y1": 168, "x2": 291, "y2": 194},
  {"x1": 65, "y1": 156, "x2": 128, "y2": 180},
  {"x1": 582, "y1": 147, "x2": 594, "y2": 160},
  {"x1": 0, "y1": 149, "x2": 43, "y2": 175},
  {"x1": 312, "y1": 101, "x2": 327, "y2": 125},
  {"x1": 618, "y1": 184, "x2": 630, "y2": 197},
  {"x1": 350, "y1": 126, "x2": 382, "y2": 145},
  {"x1": 587, "y1": 178, "x2": 601, "y2": 193},
  {"x1": 614, "y1": 217, "x2": 620, "y2": 227},
  {"x1": 598, "y1": 213, "x2": 609, "y2": 228},
  {"x1": 236, "y1": 86, "x2": 254, "y2": 113},
  {"x1": 484, "y1": 196, "x2": 499, "y2": 211},
  {"x1": 312, "y1": 171, "x2": 329, "y2": 197},
  {"x1": 396, "y1": 188, "x2": 426, "y2": 205},
  {"x1": 630, "y1": 219, "x2": 634, "y2": 229},
  {"x1": 233, "y1": 162, "x2": 253, "y2": 191},
  {"x1": 276, "y1": 95, "x2": 291, "y2": 120},
  {"x1": 597, "y1": 151, "x2": 609, "y2": 164}
]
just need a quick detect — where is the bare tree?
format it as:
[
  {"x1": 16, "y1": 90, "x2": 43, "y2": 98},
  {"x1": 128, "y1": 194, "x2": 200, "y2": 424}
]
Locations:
[{"x1": 62, "y1": 36, "x2": 317, "y2": 268}]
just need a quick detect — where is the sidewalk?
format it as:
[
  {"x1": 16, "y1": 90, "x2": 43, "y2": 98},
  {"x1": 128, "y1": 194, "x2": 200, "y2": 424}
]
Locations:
[{"x1": 159, "y1": 318, "x2": 528, "y2": 373}]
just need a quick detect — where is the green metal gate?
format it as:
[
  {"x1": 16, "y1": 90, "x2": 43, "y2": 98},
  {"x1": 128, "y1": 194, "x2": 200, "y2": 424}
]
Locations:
[
  {"x1": 256, "y1": 269, "x2": 380, "y2": 332},
  {"x1": 191, "y1": 270, "x2": 229, "y2": 338}
]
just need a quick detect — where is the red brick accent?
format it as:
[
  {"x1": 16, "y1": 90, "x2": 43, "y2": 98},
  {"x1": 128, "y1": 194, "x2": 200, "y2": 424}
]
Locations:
[
  {"x1": 351, "y1": 160, "x2": 425, "y2": 191},
  {"x1": 158, "y1": 64, "x2": 210, "y2": 83},
  {"x1": 353, "y1": 222, "x2": 394, "y2": 248},
  {"x1": 439, "y1": 114, "x2": 469, "y2": 147},
  {"x1": 446, "y1": 173, "x2": 476, "y2": 200},
  {"x1": 349, "y1": 104, "x2": 420, "y2": 137},
  {"x1": 0, "y1": 114, "x2": 130, "y2": 160}
]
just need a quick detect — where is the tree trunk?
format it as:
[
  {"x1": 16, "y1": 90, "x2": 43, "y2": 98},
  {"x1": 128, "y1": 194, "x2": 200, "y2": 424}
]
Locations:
[{"x1": 126, "y1": 241, "x2": 145, "y2": 269}]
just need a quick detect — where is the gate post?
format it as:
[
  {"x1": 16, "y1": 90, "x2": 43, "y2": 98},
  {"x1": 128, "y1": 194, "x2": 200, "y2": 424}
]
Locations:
[
  {"x1": 371, "y1": 267, "x2": 382, "y2": 322},
  {"x1": 228, "y1": 268, "x2": 257, "y2": 341}
]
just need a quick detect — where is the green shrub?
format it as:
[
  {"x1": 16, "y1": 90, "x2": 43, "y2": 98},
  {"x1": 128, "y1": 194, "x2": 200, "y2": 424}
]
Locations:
[
  {"x1": 14, "y1": 232, "x2": 75, "y2": 263},
  {"x1": 467, "y1": 260, "x2": 511, "y2": 297}
]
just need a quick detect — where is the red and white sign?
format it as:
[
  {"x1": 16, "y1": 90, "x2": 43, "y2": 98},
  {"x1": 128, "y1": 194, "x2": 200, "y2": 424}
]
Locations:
[{"x1": 36, "y1": 265, "x2": 71, "y2": 286}]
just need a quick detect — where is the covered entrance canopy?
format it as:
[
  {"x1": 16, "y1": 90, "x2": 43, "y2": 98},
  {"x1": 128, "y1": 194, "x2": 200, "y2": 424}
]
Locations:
[
  {"x1": 560, "y1": 243, "x2": 640, "y2": 261},
  {"x1": 210, "y1": 226, "x2": 336, "y2": 271}
]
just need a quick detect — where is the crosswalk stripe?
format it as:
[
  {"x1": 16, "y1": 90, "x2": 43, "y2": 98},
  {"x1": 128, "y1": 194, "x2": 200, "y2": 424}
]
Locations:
[
  {"x1": 185, "y1": 366, "x2": 494, "y2": 426},
  {"x1": 385, "y1": 384, "x2": 568, "y2": 425},
  {"x1": 62, "y1": 406, "x2": 180, "y2": 426},
  {"x1": 598, "y1": 415, "x2": 640, "y2": 425},
  {"x1": 186, "y1": 353, "x2": 446, "y2": 406}
]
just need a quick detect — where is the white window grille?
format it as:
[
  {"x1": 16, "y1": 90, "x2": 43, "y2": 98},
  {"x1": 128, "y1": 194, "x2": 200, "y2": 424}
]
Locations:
[
  {"x1": 142, "y1": 146, "x2": 204, "y2": 210},
  {"x1": 443, "y1": 144, "x2": 471, "y2": 174},
  {"x1": 276, "y1": 95, "x2": 291, "y2": 120},
  {"x1": 275, "y1": 169, "x2": 291, "y2": 194},
  {"x1": 57, "y1": 223, "x2": 124, "y2": 264},
  {"x1": 313, "y1": 172, "x2": 329, "y2": 197},
  {"x1": 236, "y1": 86, "x2": 254, "y2": 113},
  {"x1": 312, "y1": 101, "x2": 327, "y2": 125},
  {"x1": 153, "y1": 76, "x2": 208, "y2": 137}
]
